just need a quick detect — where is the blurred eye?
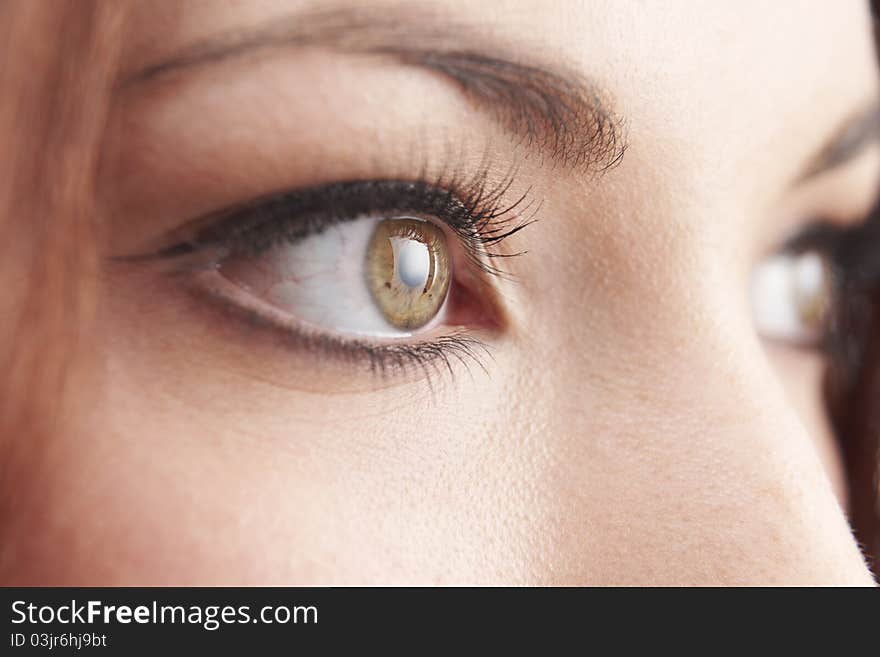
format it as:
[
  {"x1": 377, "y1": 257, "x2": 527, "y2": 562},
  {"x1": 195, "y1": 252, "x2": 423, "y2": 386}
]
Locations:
[
  {"x1": 750, "y1": 249, "x2": 834, "y2": 347},
  {"x1": 218, "y1": 215, "x2": 452, "y2": 338}
]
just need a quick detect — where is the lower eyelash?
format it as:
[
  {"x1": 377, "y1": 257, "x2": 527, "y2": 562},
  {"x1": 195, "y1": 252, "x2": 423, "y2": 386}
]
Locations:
[
  {"x1": 350, "y1": 334, "x2": 492, "y2": 382},
  {"x1": 183, "y1": 269, "x2": 493, "y2": 385}
]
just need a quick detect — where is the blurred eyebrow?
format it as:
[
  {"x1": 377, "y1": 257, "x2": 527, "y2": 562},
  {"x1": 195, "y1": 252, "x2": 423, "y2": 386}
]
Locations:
[
  {"x1": 800, "y1": 102, "x2": 880, "y2": 181},
  {"x1": 120, "y1": 6, "x2": 626, "y2": 174}
]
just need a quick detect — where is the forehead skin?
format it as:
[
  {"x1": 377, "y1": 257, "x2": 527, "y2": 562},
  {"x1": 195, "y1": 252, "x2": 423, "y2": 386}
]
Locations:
[
  {"x1": 115, "y1": 0, "x2": 880, "y2": 252},
  {"x1": 124, "y1": 0, "x2": 878, "y2": 182},
  {"x1": 6, "y1": 1, "x2": 878, "y2": 585}
]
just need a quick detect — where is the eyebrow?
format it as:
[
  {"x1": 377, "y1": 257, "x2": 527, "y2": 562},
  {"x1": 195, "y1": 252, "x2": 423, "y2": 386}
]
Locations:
[
  {"x1": 120, "y1": 6, "x2": 627, "y2": 174},
  {"x1": 799, "y1": 102, "x2": 880, "y2": 182}
]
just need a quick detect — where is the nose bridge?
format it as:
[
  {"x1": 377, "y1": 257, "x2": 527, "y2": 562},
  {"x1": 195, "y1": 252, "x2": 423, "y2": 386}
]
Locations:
[
  {"x1": 533, "y1": 350, "x2": 872, "y2": 583},
  {"x1": 525, "y1": 245, "x2": 874, "y2": 583},
  {"x1": 554, "y1": 280, "x2": 802, "y2": 475}
]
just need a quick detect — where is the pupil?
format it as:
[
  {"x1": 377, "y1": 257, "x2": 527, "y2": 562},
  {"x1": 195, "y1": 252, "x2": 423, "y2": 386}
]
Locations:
[{"x1": 392, "y1": 237, "x2": 431, "y2": 290}]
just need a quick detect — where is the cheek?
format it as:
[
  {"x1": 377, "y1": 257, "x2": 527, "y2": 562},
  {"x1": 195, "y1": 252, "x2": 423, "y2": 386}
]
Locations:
[
  {"x1": 2, "y1": 306, "x2": 867, "y2": 586},
  {"x1": 0, "y1": 297, "x2": 541, "y2": 584}
]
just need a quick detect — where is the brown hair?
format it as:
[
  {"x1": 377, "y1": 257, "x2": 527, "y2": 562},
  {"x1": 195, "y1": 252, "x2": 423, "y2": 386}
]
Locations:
[
  {"x1": 824, "y1": 1, "x2": 880, "y2": 576},
  {"x1": 0, "y1": 1, "x2": 125, "y2": 567},
  {"x1": 829, "y1": 280, "x2": 880, "y2": 574}
]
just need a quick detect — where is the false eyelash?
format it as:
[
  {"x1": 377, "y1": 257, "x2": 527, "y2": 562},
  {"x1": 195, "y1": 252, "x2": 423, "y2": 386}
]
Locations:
[{"x1": 164, "y1": 164, "x2": 538, "y2": 278}]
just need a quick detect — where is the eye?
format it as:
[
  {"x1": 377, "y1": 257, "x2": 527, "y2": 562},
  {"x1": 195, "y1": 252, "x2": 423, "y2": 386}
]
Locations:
[
  {"x1": 750, "y1": 249, "x2": 835, "y2": 348},
  {"x1": 146, "y1": 177, "x2": 531, "y2": 374},
  {"x1": 217, "y1": 215, "x2": 452, "y2": 337}
]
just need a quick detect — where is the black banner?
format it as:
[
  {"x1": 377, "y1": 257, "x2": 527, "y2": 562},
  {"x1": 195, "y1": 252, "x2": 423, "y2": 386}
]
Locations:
[{"x1": 1, "y1": 587, "x2": 876, "y2": 652}]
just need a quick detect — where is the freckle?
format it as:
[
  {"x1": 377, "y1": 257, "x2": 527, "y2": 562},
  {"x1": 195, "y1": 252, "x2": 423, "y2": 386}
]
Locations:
[{"x1": 385, "y1": 282, "x2": 391, "y2": 288}]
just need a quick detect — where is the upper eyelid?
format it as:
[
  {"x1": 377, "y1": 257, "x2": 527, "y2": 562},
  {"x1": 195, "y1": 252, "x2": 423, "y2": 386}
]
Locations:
[
  {"x1": 142, "y1": 177, "x2": 536, "y2": 280},
  {"x1": 189, "y1": 181, "x2": 478, "y2": 251}
]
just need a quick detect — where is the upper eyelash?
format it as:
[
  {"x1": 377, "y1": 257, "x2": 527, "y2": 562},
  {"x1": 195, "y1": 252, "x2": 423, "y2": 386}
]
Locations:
[{"x1": 160, "y1": 167, "x2": 538, "y2": 278}]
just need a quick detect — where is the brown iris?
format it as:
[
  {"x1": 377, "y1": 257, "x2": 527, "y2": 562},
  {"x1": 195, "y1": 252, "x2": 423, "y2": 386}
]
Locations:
[{"x1": 365, "y1": 218, "x2": 451, "y2": 330}]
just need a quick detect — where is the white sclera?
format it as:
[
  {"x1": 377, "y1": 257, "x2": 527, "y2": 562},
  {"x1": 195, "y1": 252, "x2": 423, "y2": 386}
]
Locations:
[
  {"x1": 392, "y1": 237, "x2": 431, "y2": 290},
  {"x1": 254, "y1": 218, "x2": 410, "y2": 337},
  {"x1": 750, "y1": 250, "x2": 829, "y2": 345},
  {"x1": 220, "y1": 216, "x2": 452, "y2": 338},
  {"x1": 792, "y1": 251, "x2": 825, "y2": 298}
]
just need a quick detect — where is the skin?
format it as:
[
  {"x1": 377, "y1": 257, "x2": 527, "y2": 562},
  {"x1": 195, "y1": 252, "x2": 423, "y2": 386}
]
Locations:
[{"x1": 4, "y1": 0, "x2": 880, "y2": 585}]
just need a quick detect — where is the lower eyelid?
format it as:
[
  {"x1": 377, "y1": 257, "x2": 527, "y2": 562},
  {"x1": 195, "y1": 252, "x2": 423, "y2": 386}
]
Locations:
[
  {"x1": 176, "y1": 266, "x2": 493, "y2": 383},
  {"x1": 216, "y1": 215, "x2": 462, "y2": 337}
]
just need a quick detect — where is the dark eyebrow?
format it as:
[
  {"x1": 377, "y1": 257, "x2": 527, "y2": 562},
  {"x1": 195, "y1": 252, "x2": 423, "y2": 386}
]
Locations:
[
  {"x1": 799, "y1": 101, "x2": 880, "y2": 181},
  {"x1": 120, "y1": 6, "x2": 627, "y2": 174}
]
